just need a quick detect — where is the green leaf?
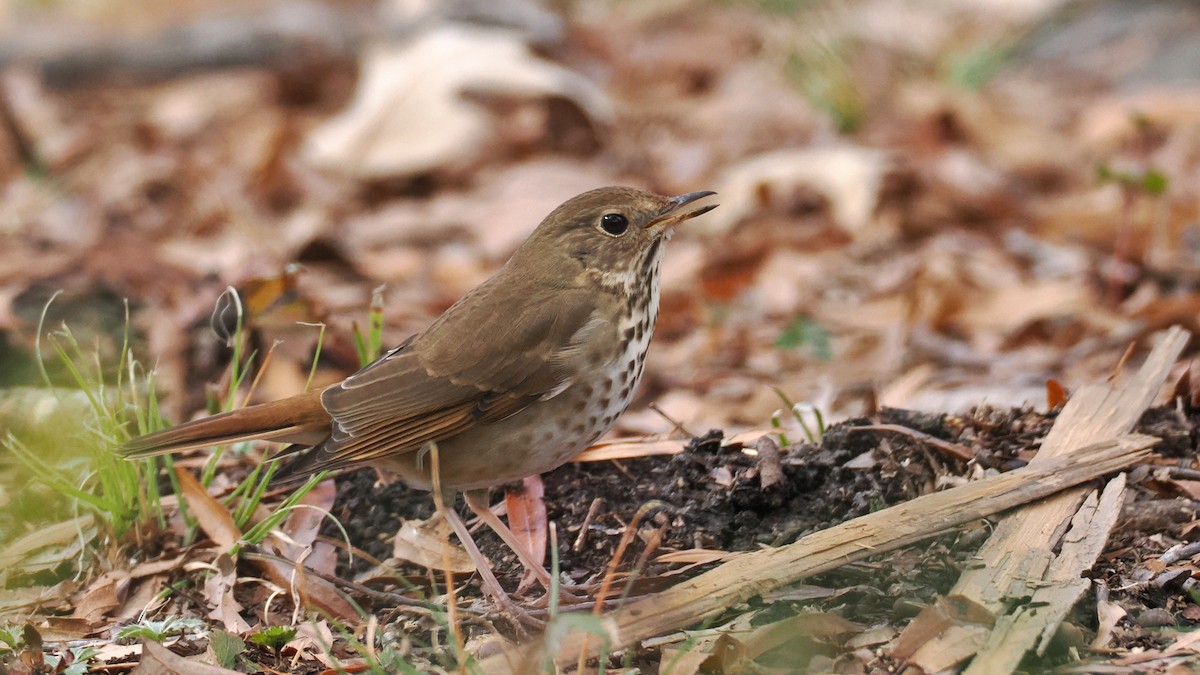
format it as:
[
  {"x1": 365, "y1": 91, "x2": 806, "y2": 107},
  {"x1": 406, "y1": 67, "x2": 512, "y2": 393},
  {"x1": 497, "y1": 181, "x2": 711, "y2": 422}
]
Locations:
[
  {"x1": 116, "y1": 617, "x2": 206, "y2": 641},
  {"x1": 946, "y1": 44, "x2": 1011, "y2": 91},
  {"x1": 774, "y1": 317, "x2": 833, "y2": 360},
  {"x1": 1141, "y1": 169, "x2": 1168, "y2": 195},
  {"x1": 209, "y1": 629, "x2": 246, "y2": 670},
  {"x1": 249, "y1": 626, "x2": 297, "y2": 654}
]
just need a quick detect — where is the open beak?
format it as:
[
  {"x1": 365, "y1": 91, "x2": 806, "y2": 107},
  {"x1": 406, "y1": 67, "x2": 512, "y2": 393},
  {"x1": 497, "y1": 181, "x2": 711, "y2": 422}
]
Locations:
[{"x1": 647, "y1": 190, "x2": 718, "y2": 229}]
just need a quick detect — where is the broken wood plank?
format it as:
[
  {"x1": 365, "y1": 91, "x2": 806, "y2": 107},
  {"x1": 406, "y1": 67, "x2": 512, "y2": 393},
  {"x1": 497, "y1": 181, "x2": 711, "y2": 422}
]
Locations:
[
  {"x1": 894, "y1": 325, "x2": 1190, "y2": 673},
  {"x1": 480, "y1": 433, "x2": 1159, "y2": 674},
  {"x1": 964, "y1": 475, "x2": 1127, "y2": 675}
]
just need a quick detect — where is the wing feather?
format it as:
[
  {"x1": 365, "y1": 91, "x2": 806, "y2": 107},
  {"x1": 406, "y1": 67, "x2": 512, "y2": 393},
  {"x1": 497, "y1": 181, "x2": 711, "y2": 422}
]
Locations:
[{"x1": 288, "y1": 279, "x2": 608, "y2": 477}]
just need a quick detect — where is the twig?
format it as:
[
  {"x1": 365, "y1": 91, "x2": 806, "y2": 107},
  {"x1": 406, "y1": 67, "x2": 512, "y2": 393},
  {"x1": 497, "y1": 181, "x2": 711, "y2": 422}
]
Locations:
[
  {"x1": 649, "y1": 403, "x2": 695, "y2": 438},
  {"x1": 754, "y1": 436, "x2": 785, "y2": 489},
  {"x1": 572, "y1": 497, "x2": 603, "y2": 553},
  {"x1": 847, "y1": 423, "x2": 974, "y2": 462}
]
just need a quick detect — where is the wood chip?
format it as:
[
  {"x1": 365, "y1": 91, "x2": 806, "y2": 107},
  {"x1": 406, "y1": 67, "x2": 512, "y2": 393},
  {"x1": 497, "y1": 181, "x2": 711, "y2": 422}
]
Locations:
[{"x1": 894, "y1": 326, "x2": 1190, "y2": 674}]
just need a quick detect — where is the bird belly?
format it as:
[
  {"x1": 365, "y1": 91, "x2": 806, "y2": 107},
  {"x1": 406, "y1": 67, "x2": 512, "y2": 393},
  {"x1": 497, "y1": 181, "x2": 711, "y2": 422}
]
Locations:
[{"x1": 380, "y1": 343, "x2": 650, "y2": 491}]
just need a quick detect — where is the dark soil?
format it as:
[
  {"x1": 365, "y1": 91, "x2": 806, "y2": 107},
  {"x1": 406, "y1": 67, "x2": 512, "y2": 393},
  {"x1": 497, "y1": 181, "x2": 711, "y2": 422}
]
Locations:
[
  {"x1": 325, "y1": 406, "x2": 1055, "y2": 587},
  {"x1": 319, "y1": 402, "x2": 1200, "y2": 668}
]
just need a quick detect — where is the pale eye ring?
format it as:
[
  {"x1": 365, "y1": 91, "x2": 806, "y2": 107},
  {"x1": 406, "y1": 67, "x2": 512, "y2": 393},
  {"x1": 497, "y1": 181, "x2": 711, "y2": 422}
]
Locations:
[{"x1": 600, "y1": 213, "x2": 629, "y2": 236}]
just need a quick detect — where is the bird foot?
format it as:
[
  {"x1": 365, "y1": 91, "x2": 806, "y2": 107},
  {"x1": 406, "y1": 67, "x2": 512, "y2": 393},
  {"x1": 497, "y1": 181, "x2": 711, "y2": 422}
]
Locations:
[{"x1": 487, "y1": 594, "x2": 546, "y2": 634}]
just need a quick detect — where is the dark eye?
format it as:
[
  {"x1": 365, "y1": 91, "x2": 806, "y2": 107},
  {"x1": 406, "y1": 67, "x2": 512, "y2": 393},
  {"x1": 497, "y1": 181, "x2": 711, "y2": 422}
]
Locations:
[{"x1": 600, "y1": 213, "x2": 629, "y2": 236}]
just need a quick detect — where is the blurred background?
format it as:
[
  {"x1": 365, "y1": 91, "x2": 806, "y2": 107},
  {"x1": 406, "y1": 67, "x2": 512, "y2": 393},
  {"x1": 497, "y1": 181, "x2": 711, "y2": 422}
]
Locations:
[{"x1": 3, "y1": 0, "x2": 1200, "y2": 452}]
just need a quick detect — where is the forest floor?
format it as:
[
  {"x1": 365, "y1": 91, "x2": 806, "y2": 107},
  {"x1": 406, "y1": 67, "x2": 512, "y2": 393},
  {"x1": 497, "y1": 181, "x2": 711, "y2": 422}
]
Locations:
[{"x1": 4, "y1": 0, "x2": 1200, "y2": 672}]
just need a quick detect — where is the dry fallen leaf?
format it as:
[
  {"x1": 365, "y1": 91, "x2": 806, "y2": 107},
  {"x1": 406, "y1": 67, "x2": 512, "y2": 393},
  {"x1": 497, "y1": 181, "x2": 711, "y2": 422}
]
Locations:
[
  {"x1": 1092, "y1": 582, "x2": 1127, "y2": 650},
  {"x1": 504, "y1": 475, "x2": 547, "y2": 593},
  {"x1": 174, "y1": 467, "x2": 241, "y2": 551},
  {"x1": 131, "y1": 639, "x2": 241, "y2": 675},
  {"x1": 573, "y1": 430, "x2": 772, "y2": 463},
  {"x1": 203, "y1": 554, "x2": 249, "y2": 634},
  {"x1": 705, "y1": 146, "x2": 893, "y2": 238},
  {"x1": 304, "y1": 26, "x2": 611, "y2": 178},
  {"x1": 390, "y1": 516, "x2": 475, "y2": 573},
  {"x1": 71, "y1": 572, "x2": 128, "y2": 623},
  {"x1": 248, "y1": 551, "x2": 361, "y2": 622}
]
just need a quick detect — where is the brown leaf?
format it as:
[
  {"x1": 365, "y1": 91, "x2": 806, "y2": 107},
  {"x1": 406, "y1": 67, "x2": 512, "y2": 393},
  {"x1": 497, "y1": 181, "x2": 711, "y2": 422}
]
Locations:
[
  {"x1": 390, "y1": 516, "x2": 475, "y2": 573},
  {"x1": 1092, "y1": 584, "x2": 1127, "y2": 649},
  {"x1": 116, "y1": 575, "x2": 169, "y2": 622},
  {"x1": 303, "y1": 28, "x2": 611, "y2": 179},
  {"x1": 289, "y1": 620, "x2": 337, "y2": 669},
  {"x1": 247, "y1": 552, "x2": 361, "y2": 621},
  {"x1": 707, "y1": 146, "x2": 893, "y2": 238},
  {"x1": 0, "y1": 583, "x2": 75, "y2": 623},
  {"x1": 38, "y1": 617, "x2": 95, "y2": 641},
  {"x1": 574, "y1": 430, "x2": 773, "y2": 462},
  {"x1": 658, "y1": 645, "x2": 710, "y2": 675},
  {"x1": 505, "y1": 475, "x2": 547, "y2": 592},
  {"x1": 203, "y1": 554, "x2": 249, "y2": 634},
  {"x1": 739, "y1": 612, "x2": 861, "y2": 661},
  {"x1": 1167, "y1": 480, "x2": 1200, "y2": 501},
  {"x1": 699, "y1": 633, "x2": 749, "y2": 673},
  {"x1": 131, "y1": 640, "x2": 241, "y2": 675},
  {"x1": 1046, "y1": 379, "x2": 1068, "y2": 409},
  {"x1": 71, "y1": 572, "x2": 128, "y2": 622},
  {"x1": 891, "y1": 595, "x2": 996, "y2": 660},
  {"x1": 174, "y1": 467, "x2": 241, "y2": 551}
]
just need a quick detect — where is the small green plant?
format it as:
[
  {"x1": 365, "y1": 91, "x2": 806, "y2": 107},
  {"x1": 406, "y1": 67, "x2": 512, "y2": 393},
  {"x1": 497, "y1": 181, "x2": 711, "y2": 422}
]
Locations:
[
  {"x1": 44, "y1": 646, "x2": 96, "y2": 675},
  {"x1": 332, "y1": 624, "x2": 429, "y2": 675},
  {"x1": 4, "y1": 298, "x2": 169, "y2": 539},
  {"x1": 1096, "y1": 162, "x2": 1169, "y2": 197},
  {"x1": 190, "y1": 288, "x2": 333, "y2": 555},
  {"x1": 774, "y1": 316, "x2": 832, "y2": 360},
  {"x1": 771, "y1": 388, "x2": 826, "y2": 444},
  {"x1": 352, "y1": 285, "x2": 387, "y2": 367},
  {"x1": 0, "y1": 626, "x2": 95, "y2": 675},
  {"x1": 0, "y1": 625, "x2": 23, "y2": 656},
  {"x1": 248, "y1": 625, "x2": 297, "y2": 656},
  {"x1": 116, "y1": 616, "x2": 207, "y2": 642},
  {"x1": 944, "y1": 43, "x2": 1012, "y2": 91},
  {"x1": 232, "y1": 471, "x2": 328, "y2": 556},
  {"x1": 1095, "y1": 122, "x2": 1172, "y2": 304},
  {"x1": 786, "y1": 41, "x2": 863, "y2": 134}
]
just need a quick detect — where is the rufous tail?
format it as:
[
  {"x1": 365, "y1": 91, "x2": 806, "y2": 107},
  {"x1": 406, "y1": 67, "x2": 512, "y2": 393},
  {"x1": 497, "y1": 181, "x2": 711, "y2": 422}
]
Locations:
[{"x1": 121, "y1": 391, "x2": 331, "y2": 457}]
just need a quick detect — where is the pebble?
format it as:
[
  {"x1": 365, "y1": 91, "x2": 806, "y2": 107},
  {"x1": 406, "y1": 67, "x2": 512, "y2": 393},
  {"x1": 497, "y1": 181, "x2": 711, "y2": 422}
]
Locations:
[{"x1": 1134, "y1": 608, "x2": 1176, "y2": 628}]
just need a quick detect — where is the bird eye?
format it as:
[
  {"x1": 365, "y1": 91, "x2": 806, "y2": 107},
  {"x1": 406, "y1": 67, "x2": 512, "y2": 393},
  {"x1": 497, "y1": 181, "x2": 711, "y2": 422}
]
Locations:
[{"x1": 600, "y1": 213, "x2": 629, "y2": 236}]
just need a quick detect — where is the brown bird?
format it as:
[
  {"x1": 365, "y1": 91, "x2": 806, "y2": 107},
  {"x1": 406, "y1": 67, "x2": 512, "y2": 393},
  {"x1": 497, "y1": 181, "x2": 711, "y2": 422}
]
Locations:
[{"x1": 122, "y1": 186, "x2": 717, "y2": 611}]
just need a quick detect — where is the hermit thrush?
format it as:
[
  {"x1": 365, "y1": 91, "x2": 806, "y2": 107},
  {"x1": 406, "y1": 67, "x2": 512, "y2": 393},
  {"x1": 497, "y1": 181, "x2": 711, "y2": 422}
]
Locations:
[{"x1": 123, "y1": 186, "x2": 718, "y2": 609}]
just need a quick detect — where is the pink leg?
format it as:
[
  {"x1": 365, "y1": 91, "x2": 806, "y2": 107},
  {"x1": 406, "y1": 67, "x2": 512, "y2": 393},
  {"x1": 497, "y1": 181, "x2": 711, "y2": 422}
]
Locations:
[
  {"x1": 463, "y1": 488, "x2": 555, "y2": 588},
  {"x1": 437, "y1": 491, "x2": 544, "y2": 628}
]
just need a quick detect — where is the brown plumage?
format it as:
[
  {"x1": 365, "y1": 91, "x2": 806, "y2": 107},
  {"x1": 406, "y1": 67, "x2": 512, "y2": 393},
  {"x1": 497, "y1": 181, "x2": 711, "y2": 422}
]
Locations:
[{"x1": 121, "y1": 186, "x2": 717, "y2": 611}]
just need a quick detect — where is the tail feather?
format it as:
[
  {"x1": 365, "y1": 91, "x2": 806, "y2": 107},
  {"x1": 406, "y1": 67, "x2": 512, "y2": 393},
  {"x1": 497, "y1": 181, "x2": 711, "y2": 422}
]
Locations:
[
  {"x1": 269, "y1": 442, "x2": 329, "y2": 485},
  {"x1": 121, "y1": 391, "x2": 330, "y2": 458}
]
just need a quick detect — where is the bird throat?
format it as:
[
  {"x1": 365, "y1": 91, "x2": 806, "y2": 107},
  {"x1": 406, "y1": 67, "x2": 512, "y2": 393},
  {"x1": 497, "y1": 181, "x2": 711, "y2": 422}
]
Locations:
[{"x1": 613, "y1": 233, "x2": 668, "y2": 375}]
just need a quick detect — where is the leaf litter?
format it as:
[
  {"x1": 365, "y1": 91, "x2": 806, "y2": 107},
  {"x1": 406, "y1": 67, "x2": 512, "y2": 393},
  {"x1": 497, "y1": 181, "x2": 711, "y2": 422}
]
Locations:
[{"x1": 5, "y1": 0, "x2": 1200, "y2": 672}]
